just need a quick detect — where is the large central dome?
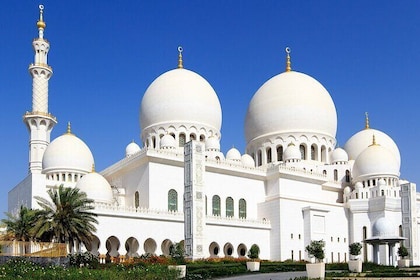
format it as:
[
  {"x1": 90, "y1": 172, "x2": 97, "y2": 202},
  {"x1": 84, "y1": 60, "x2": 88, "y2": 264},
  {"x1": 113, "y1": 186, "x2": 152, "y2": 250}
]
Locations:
[
  {"x1": 245, "y1": 71, "x2": 337, "y2": 144},
  {"x1": 140, "y1": 68, "x2": 222, "y2": 133}
]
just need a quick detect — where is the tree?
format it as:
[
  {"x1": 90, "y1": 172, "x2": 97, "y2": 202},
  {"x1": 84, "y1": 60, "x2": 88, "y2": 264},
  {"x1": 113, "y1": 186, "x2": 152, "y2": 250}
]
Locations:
[
  {"x1": 305, "y1": 240, "x2": 325, "y2": 262},
  {"x1": 398, "y1": 244, "x2": 409, "y2": 259},
  {"x1": 247, "y1": 244, "x2": 260, "y2": 260},
  {"x1": 349, "y1": 242, "x2": 363, "y2": 259},
  {"x1": 34, "y1": 185, "x2": 98, "y2": 253},
  {"x1": 1, "y1": 205, "x2": 39, "y2": 241}
]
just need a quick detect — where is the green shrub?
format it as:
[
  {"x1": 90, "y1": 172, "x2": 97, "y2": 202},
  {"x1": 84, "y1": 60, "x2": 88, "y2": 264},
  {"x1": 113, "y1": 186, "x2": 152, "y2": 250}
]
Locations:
[
  {"x1": 349, "y1": 242, "x2": 362, "y2": 257},
  {"x1": 68, "y1": 251, "x2": 99, "y2": 268},
  {"x1": 305, "y1": 240, "x2": 325, "y2": 262},
  {"x1": 247, "y1": 244, "x2": 260, "y2": 260},
  {"x1": 398, "y1": 244, "x2": 409, "y2": 258}
]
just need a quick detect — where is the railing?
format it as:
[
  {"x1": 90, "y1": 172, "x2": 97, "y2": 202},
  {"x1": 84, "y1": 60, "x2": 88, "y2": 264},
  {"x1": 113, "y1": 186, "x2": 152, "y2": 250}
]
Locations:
[{"x1": 0, "y1": 241, "x2": 67, "y2": 257}]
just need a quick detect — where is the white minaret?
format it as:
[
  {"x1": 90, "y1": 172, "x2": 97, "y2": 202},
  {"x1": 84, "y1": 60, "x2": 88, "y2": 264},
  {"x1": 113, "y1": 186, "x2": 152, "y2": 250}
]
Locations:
[{"x1": 23, "y1": 4, "x2": 57, "y2": 174}]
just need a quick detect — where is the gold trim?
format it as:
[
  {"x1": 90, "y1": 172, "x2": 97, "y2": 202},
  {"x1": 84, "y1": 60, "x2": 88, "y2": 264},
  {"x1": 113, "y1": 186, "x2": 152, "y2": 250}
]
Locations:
[
  {"x1": 365, "y1": 112, "x2": 370, "y2": 129},
  {"x1": 285, "y1": 47, "x2": 291, "y2": 72},
  {"x1": 177, "y1": 46, "x2": 183, "y2": 69}
]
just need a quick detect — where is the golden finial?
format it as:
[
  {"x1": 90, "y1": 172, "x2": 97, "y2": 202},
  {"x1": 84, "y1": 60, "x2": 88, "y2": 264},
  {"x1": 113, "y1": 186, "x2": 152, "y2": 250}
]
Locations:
[
  {"x1": 66, "y1": 122, "x2": 73, "y2": 135},
  {"x1": 177, "y1": 46, "x2": 183, "y2": 69},
  {"x1": 37, "y1": 5, "x2": 46, "y2": 30},
  {"x1": 285, "y1": 47, "x2": 292, "y2": 72},
  {"x1": 91, "y1": 164, "x2": 95, "y2": 172},
  {"x1": 369, "y1": 134, "x2": 378, "y2": 146},
  {"x1": 365, "y1": 112, "x2": 370, "y2": 129}
]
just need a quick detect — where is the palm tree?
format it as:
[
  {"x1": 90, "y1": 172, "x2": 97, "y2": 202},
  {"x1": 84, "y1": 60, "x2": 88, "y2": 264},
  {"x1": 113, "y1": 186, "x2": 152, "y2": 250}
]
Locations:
[
  {"x1": 1, "y1": 205, "x2": 38, "y2": 242},
  {"x1": 34, "y1": 185, "x2": 98, "y2": 253}
]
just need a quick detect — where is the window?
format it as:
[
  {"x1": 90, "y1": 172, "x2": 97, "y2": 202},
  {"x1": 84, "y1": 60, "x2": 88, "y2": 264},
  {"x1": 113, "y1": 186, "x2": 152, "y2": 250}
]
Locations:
[
  {"x1": 212, "y1": 195, "x2": 221, "y2": 216},
  {"x1": 277, "y1": 146, "x2": 283, "y2": 161},
  {"x1": 179, "y1": 133, "x2": 186, "y2": 147},
  {"x1": 168, "y1": 189, "x2": 178, "y2": 211},
  {"x1": 299, "y1": 144, "x2": 306, "y2": 159},
  {"x1": 205, "y1": 196, "x2": 208, "y2": 215},
  {"x1": 311, "y1": 145, "x2": 316, "y2": 160},
  {"x1": 266, "y1": 147, "x2": 272, "y2": 163},
  {"x1": 334, "y1": 169, "x2": 338, "y2": 181},
  {"x1": 345, "y1": 170, "x2": 350, "y2": 182},
  {"x1": 239, "y1": 199, "x2": 247, "y2": 219},
  {"x1": 291, "y1": 233, "x2": 294, "y2": 239},
  {"x1": 190, "y1": 133, "x2": 196, "y2": 141},
  {"x1": 226, "y1": 197, "x2": 234, "y2": 217},
  {"x1": 257, "y1": 150, "x2": 262, "y2": 166},
  {"x1": 135, "y1": 191, "x2": 139, "y2": 208}
]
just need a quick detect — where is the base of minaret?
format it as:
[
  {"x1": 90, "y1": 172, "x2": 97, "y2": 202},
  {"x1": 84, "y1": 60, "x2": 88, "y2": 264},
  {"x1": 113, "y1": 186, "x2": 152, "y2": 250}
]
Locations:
[{"x1": 184, "y1": 141, "x2": 206, "y2": 260}]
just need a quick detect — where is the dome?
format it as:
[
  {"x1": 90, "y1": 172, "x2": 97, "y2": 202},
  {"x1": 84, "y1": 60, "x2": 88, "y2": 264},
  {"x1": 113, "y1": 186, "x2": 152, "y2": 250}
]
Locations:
[
  {"x1": 76, "y1": 172, "x2": 113, "y2": 204},
  {"x1": 283, "y1": 144, "x2": 301, "y2": 161},
  {"x1": 43, "y1": 130, "x2": 94, "y2": 174},
  {"x1": 343, "y1": 186, "x2": 351, "y2": 194},
  {"x1": 344, "y1": 128, "x2": 400, "y2": 167},
  {"x1": 205, "y1": 136, "x2": 220, "y2": 151},
  {"x1": 352, "y1": 143, "x2": 399, "y2": 181},
  {"x1": 126, "y1": 141, "x2": 141, "y2": 157},
  {"x1": 241, "y1": 154, "x2": 255, "y2": 167},
  {"x1": 226, "y1": 148, "x2": 241, "y2": 161},
  {"x1": 245, "y1": 71, "x2": 337, "y2": 144},
  {"x1": 372, "y1": 217, "x2": 396, "y2": 237},
  {"x1": 331, "y1": 147, "x2": 348, "y2": 164},
  {"x1": 140, "y1": 68, "x2": 222, "y2": 133},
  {"x1": 160, "y1": 134, "x2": 176, "y2": 149}
]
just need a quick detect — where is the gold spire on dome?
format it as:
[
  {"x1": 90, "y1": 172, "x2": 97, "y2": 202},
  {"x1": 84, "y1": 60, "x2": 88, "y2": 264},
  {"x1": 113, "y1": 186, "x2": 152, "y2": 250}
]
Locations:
[
  {"x1": 285, "y1": 47, "x2": 292, "y2": 72},
  {"x1": 91, "y1": 164, "x2": 95, "y2": 173},
  {"x1": 369, "y1": 134, "x2": 378, "y2": 147},
  {"x1": 37, "y1": 5, "x2": 46, "y2": 30},
  {"x1": 65, "y1": 122, "x2": 73, "y2": 135},
  {"x1": 365, "y1": 112, "x2": 370, "y2": 129},
  {"x1": 177, "y1": 46, "x2": 184, "y2": 69}
]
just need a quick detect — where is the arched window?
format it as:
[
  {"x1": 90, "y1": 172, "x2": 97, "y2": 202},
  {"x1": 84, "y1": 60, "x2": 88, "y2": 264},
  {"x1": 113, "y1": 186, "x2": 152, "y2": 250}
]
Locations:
[
  {"x1": 277, "y1": 146, "x2": 283, "y2": 162},
  {"x1": 212, "y1": 195, "x2": 221, "y2": 216},
  {"x1": 299, "y1": 144, "x2": 306, "y2": 160},
  {"x1": 266, "y1": 147, "x2": 272, "y2": 163},
  {"x1": 257, "y1": 150, "x2": 262, "y2": 166},
  {"x1": 200, "y1": 134, "x2": 205, "y2": 142},
  {"x1": 334, "y1": 169, "x2": 338, "y2": 181},
  {"x1": 345, "y1": 170, "x2": 350, "y2": 182},
  {"x1": 168, "y1": 189, "x2": 178, "y2": 211},
  {"x1": 205, "y1": 196, "x2": 208, "y2": 215},
  {"x1": 239, "y1": 199, "x2": 247, "y2": 219},
  {"x1": 152, "y1": 136, "x2": 156, "y2": 148},
  {"x1": 135, "y1": 191, "x2": 139, "y2": 208},
  {"x1": 311, "y1": 145, "x2": 316, "y2": 160},
  {"x1": 190, "y1": 133, "x2": 196, "y2": 141},
  {"x1": 226, "y1": 197, "x2": 234, "y2": 217},
  {"x1": 179, "y1": 133, "x2": 186, "y2": 147}
]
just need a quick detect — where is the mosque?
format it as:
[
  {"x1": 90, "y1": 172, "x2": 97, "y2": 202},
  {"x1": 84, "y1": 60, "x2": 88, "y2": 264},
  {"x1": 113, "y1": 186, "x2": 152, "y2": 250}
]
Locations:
[{"x1": 7, "y1": 5, "x2": 420, "y2": 265}]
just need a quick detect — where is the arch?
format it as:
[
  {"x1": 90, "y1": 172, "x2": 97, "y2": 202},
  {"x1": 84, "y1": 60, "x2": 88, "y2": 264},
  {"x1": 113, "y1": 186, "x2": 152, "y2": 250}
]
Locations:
[
  {"x1": 237, "y1": 243, "x2": 247, "y2": 257},
  {"x1": 239, "y1": 198, "x2": 247, "y2": 219},
  {"x1": 190, "y1": 133, "x2": 196, "y2": 141},
  {"x1": 179, "y1": 133, "x2": 186, "y2": 147},
  {"x1": 363, "y1": 226, "x2": 367, "y2": 262},
  {"x1": 223, "y1": 243, "x2": 234, "y2": 257},
  {"x1": 161, "y1": 239, "x2": 173, "y2": 256},
  {"x1": 85, "y1": 235, "x2": 100, "y2": 255},
  {"x1": 212, "y1": 195, "x2": 221, "y2": 216},
  {"x1": 106, "y1": 236, "x2": 120, "y2": 257},
  {"x1": 311, "y1": 144, "x2": 316, "y2": 160},
  {"x1": 257, "y1": 150, "x2": 262, "y2": 166},
  {"x1": 134, "y1": 191, "x2": 139, "y2": 208},
  {"x1": 334, "y1": 169, "x2": 338, "y2": 181},
  {"x1": 209, "y1": 242, "x2": 220, "y2": 257},
  {"x1": 226, "y1": 197, "x2": 234, "y2": 217},
  {"x1": 144, "y1": 238, "x2": 157, "y2": 254},
  {"x1": 276, "y1": 145, "x2": 283, "y2": 162},
  {"x1": 321, "y1": 146, "x2": 327, "y2": 162},
  {"x1": 168, "y1": 189, "x2": 178, "y2": 211},
  {"x1": 266, "y1": 147, "x2": 272, "y2": 163},
  {"x1": 200, "y1": 134, "x2": 205, "y2": 142},
  {"x1": 125, "y1": 237, "x2": 139, "y2": 257},
  {"x1": 345, "y1": 170, "x2": 350, "y2": 182},
  {"x1": 299, "y1": 144, "x2": 306, "y2": 160}
]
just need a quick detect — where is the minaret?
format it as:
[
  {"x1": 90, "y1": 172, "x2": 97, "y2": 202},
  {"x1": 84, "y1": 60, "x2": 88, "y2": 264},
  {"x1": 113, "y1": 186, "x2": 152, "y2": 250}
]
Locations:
[{"x1": 23, "y1": 4, "x2": 57, "y2": 173}]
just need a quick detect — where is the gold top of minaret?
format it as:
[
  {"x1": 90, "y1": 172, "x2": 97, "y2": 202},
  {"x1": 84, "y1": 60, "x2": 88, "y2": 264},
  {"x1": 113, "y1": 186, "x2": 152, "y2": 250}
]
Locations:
[
  {"x1": 66, "y1": 122, "x2": 73, "y2": 135},
  {"x1": 369, "y1": 134, "x2": 378, "y2": 147},
  {"x1": 365, "y1": 112, "x2": 370, "y2": 129},
  {"x1": 285, "y1": 47, "x2": 292, "y2": 72},
  {"x1": 177, "y1": 46, "x2": 183, "y2": 69},
  {"x1": 36, "y1": 5, "x2": 46, "y2": 29}
]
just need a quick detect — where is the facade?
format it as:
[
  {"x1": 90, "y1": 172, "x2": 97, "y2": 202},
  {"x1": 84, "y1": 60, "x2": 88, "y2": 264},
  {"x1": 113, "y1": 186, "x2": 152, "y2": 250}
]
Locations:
[{"x1": 8, "y1": 6, "x2": 420, "y2": 265}]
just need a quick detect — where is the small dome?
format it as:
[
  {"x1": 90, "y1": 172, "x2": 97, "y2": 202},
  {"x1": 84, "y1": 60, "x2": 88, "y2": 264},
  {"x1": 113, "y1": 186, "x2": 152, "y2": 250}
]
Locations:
[
  {"x1": 352, "y1": 144, "x2": 399, "y2": 181},
  {"x1": 140, "y1": 68, "x2": 222, "y2": 134},
  {"x1": 241, "y1": 154, "x2": 255, "y2": 168},
  {"x1": 226, "y1": 148, "x2": 241, "y2": 161},
  {"x1": 43, "y1": 130, "x2": 94, "y2": 174},
  {"x1": 126, "y1": 141, "x2": 141, "y2": 157},
  {"x1": 378, "y1": 178, "x2": 386, "y2": 187},
  {"x1": 76, "y1": 172, "x2": 113, "y2": 204},
  {"x1": 344, "y1": 186, "x2": 351, "y2": 194},
  {"x1": 283, "y1": 144, "x2": 301, "y2": 161},
  {"x1": 205, "y1": 150, "x2": 225, "y2": 161},
  {"x1": 372, "y1": 217, "x2": 395, "y2": 237},
  {"x1": 331, "y1": 148, "x2": 348, "y2": 164},
  {"x1": 160, "y1": 134, "x2": 176, "y2": 149},
  {"x1": 205, "y1": 136, "x2": 220, "y2": 151},
  {"x1": 354, "y1": 182, "x2": 363, "y2": 190},
  {"x1": 344, "y1": 128, "x2": 400, "y2": 167},
  {"x1": 245, "y1": 71, "x2": 337, "y2": 145}
]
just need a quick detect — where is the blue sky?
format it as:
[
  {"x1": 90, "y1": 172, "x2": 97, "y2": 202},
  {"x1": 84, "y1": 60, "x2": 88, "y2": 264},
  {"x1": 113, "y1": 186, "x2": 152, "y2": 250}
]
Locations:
[{"x1": 1, "y1": 1, "x2": 420, "y2": 217}]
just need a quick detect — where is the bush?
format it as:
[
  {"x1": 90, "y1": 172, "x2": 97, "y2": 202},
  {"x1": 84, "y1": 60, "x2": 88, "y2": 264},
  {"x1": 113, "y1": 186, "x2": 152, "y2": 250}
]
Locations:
[
  {"x1": 169, "y1": 242, "x2": 186, "y2": 264},
  {"x1": 349, "y1": 242, "x2": 363, "y2": 257},
  {"x1": 247, "y1": 244, "x2": 260, "y2": 260},
  {"x1": 398, "y1": 244, "x2": 409, "y2": 258},
  {"x1": 305, "y1": 240, "x2": 325, "y2": 262},
  {"x1": 68, "y1": 251, "x2": 99, "y2": 268}
]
